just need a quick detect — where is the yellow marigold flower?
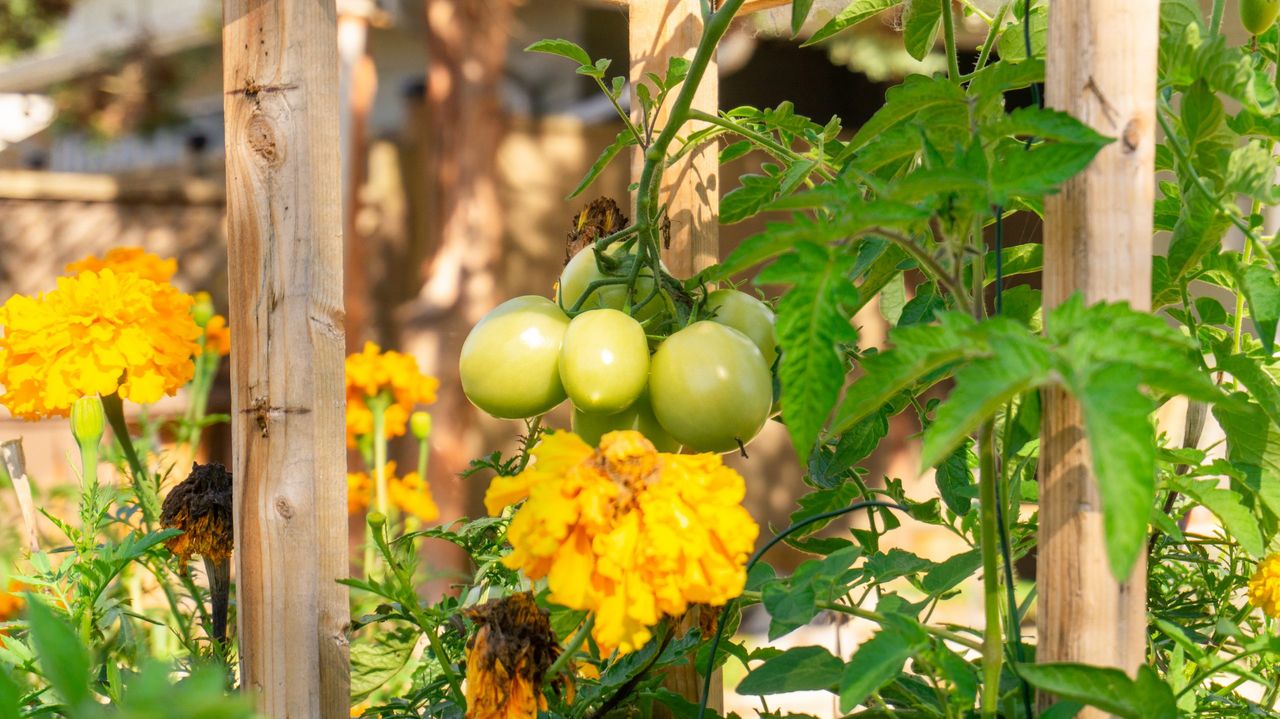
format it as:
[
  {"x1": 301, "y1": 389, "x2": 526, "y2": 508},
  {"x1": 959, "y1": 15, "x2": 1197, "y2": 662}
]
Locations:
[
  {"x1": 204, "y1": 314, "x2": 231, "y2": 357},
  {"x1": 345, "y1": 342, "x2": 439, "y2": 448},
  {"x1": 1249, "y1": 552, "x2": 1280, "y2": 619},
  {"x1": 486, "y1": 430, "x2": 759, "y2": 655},
  {"x1": 464, "y1": 592, "x2": 566, "y2": 719},
  {"x1": 65, "y1": 247, "x2": 177, "y2": 284},
  {"x1": 348, "y1": 460, "x2": 440, "y2": 522},
  {"x1": 0, "y1": 269, "x2": 200, "y2": 419},
  {"x1": 0, "y1": 580, "x2": 26, "y2": 622},
  {"x1": 390, "y1": 470, "x2": 440, "y2": 523},
  {"x1": 348, "y1": 470, "x2": 373, "y2": 515}
]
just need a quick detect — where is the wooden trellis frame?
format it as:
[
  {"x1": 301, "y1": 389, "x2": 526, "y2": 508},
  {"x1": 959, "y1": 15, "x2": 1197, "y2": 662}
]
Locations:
[{"x1": 220, "y1": 0, "x2": 1156, "y2": 716}]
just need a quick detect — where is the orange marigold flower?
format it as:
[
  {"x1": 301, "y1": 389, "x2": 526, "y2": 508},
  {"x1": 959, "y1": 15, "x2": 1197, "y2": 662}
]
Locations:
[
  {"x1": 204, "y1": 314, "x2": 231, "y2": 357},
  {"x1": 485, "y1": 430, "x2": 758, "y2": 655},
  {"x1": 348, "y1": 460, "x2": 440, "y2": 522},
  {"x1": 1249, "y1": 552, "x2": 1280, "y2": 619},
  {"x1": 348, "y1": 470, "x2": 373, "y2": 515},
  {"x1": 464, "y1": 592, "x2": 566, "y2": 719},
  {"x1": 345, "y1": 342, "x2": 439, "y2": 448},
  {"x1": 390, "y1": 471, "x2": 440, "y2": 522},
  {"x1": 0, "y1": 580, "x2": 26, "y2": 622},
  {"x1": 0, "y1": 269, "x2": 200, "y2": 419},
  {"x1": 65, "y1": 247, "x2": 177, "y2": 284}
]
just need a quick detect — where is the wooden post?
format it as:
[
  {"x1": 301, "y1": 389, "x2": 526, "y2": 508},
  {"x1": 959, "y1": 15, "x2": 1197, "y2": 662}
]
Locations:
[
  {"x1": 1038, "y1": 1, "x2": 1158, "y2": 714},
  {"x1": 1, "y1": 440, "x2": 40, "y2": 553},
  {"x1": 222, "y1": 0, "x2": 349, "y2": 716},
  {"x1": 629, "y1": 0, "x2": 719, "y2": 279},
  {"x1": 628, "y1": 0, "x2": 720, "y2": 712}
]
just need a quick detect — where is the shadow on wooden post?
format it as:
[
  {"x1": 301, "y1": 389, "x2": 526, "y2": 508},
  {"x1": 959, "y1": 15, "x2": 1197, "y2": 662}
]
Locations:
[
  {"x1": 222, "y1": 0, "x2": 350, "y2": 716},
  {"x1": 1038, "y1": 1, "x2": 1158, "y2": 716}
]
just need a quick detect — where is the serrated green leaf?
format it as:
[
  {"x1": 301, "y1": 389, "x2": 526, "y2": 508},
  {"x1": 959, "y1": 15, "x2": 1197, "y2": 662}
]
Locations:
[
  {"x1": 567, "y1": 130, "x2": 636, "y2": 200},
  {"x1": 847, "y1": 74, "x2": 966, "y2": 153},
  {"x1": 921, "y1": 549, "x2": 982, "y2": 595},
  {"x1": 992, "y1": 141, "x2": 1111, "y2": 204},
  {"x1": 764, "y1": 244, "x2": 860, "y2": 456},
  {"x1": 1074, "y1": 364, "x2": 1157, "y2": 578},
  {"x1": 723, "y1": 173, "x2": 783, "y2": 224},
  {"x1": 26, "y1": 598, "x2": 91, "y2": 709},
  {"x1": 839, "y1": 615, "x2": 930, "y2": 711},
  {"x1": 999, "y1": 3, "x2": 1047, "y2": 62},
  {"x1": 920, "y1": 329, "x2": 1052, "y2": 469},
  {"x1": 0, "y1": 669, "x2": 19, "y2": 719},
  {"x1": 934, "y1": 440, "x2": 975, "y2": 515},
  {"x1": 1017, "y1": 663, "x2": 1177, "y2": 719},
  {"x1": 738, "y1": 646, "x2": 842, "y2": 695},
  {"x1": 967, "y1": 59, "x2": 1045, "y2": 97},
  {"x1": 350, "y1": 631, "x2": 416, "y2": 701},
  {"x1": 1177, "y1": 478, "x2": 1265, "y2": 557},
  {"x1": 791, "y1": 0, "x2": 816, "y2": 35},
  {"x1": 525, "y1": 39, "x2": 591, "y2": 67},
  {"x1": 1238, "y1": 263, "x2": 1280, "y2": 353},
  {"x1": 830, "y1": 313, "x2": 981, "y2": 435},
  {"x1": 879, "y1": 272, "x2": 906, "y2": 325},
  {"x1": 804, "y1": 0, "x2": 903, "y2": 46},
  {"x1": 903, "y1": 0, "x2": 943, "y2": 61}
]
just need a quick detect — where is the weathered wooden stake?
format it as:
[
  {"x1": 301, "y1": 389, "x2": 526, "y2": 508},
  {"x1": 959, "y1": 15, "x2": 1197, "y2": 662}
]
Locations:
[
  {"x1": 629, "y1": 0, "x2": 719, "y2": 279},
  {"x1": 1038, "y1": 1, "x2": 1158, "y2": 714},
  {"x1": 223, "y1": 0, "x2": 350, "y2": 715},
  {"x1": 628, "y1": 0, "x2": 720, "y2": 711}
]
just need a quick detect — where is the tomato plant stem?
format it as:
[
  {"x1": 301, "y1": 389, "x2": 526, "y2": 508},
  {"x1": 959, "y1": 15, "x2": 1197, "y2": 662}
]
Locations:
[
  {"x1": 943, "y1": 0, "x2": 962, "y2": 82},
  {"x1": 978, "y1": 417, "x2": 1003, "y2": 718},
  {"x1": 1210, "y1": 0, "x2": 1226, "y2": 35}
]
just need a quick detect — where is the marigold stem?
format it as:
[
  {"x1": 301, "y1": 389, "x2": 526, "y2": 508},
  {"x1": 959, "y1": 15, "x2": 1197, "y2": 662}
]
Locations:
[{"x1": 546, "y1": 614, "x2": 595, "y2": 681}]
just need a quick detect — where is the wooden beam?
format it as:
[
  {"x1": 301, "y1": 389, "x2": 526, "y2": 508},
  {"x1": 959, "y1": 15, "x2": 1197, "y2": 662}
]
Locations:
[
  {"x1": 630, "y1": 0, "x2": 719, "y2": 278},
  {"x1": 628, "y1": 1, "x2": 721, "y2": 713},
  {"x1": 0, "y1": 170, "x2": 224, "y2": 205},
  {"x1": 222, "y1": 0, "x2": 349, "y2": 716},
  {"x1": 1037, "y1": 1, "x2": 1158, "y2": 715},
  {"x1": 602, "y1": 0, "x2": 789, "y2": 15}
]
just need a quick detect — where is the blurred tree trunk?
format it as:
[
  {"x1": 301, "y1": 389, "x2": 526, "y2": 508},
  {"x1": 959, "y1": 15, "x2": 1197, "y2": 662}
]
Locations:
[{"x1": 404, "y1": 0, "x2": 513, "y2": 579}]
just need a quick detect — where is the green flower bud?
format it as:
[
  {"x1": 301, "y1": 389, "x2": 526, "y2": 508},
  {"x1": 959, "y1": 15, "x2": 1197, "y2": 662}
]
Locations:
[
  {"x1": 191, "y1": 291, "x2": 216, "y2": 328},
  {"x1": 410, "y1": 411, "x2": 433, "y2": 440},
  {"x1": 367, "y1": 512, "x2": 387, "y2": 529},
  {"x1": 71, "y1": 395, "x2": 105, "y2": 446}
]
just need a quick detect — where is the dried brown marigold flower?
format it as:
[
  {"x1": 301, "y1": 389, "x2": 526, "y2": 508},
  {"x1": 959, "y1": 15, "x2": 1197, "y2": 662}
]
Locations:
[
  {"x1": 464, "y1": 592, "x2": 567, "y2": 719},
  {"x1": 565, "y1": 197, "x2": 628, "y2": 263},
  {"x1": 161, "y1": 462, "x2": 233, "y2": 562},
  {"x1": 161, "y1": 462, "x2": 233, "y2": 644}
]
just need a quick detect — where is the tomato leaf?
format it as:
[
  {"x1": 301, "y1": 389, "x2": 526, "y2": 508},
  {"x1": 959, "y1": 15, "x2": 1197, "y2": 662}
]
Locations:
[
  {"x1": 26, "y1": 598, "x2": 91, "y2": 710},
  {"x1": 1017, "y1": 663, "x2": 1178, "y2": 719},
  {"x1": 737, "y1": 645, "x2": 842, "y2": 695},
  {"x1": 524, "y1": 39, "x2": 591, "y2": 67},
  {"x1": 839, "y1": 615, "x2": 929, "y2": 711},
  {"x1": 804, "y1": 0, "x2": 903, "y2": 46},
  {"x1": 761, "y1": 243, "x2": 860, "y2": 457}
]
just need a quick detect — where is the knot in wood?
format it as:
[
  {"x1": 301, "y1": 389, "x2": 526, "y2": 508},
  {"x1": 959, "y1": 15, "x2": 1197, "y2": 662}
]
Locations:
[
  {"x1": 274, "y1": 495, "x2": 295, "y2": 520},
  {"x1": 1121, "y1": 118, "x2": 1142, "y2": 154},
  {"x1": 246, "y1": 114, "x2": 282, "y2": 166}
]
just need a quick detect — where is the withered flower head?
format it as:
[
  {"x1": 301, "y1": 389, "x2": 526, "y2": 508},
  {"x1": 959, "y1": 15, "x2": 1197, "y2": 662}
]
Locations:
[
  {"x1": 464, "y1": 592, "x2": 566, "y2": 719},
  {"x1": 565, "y1": 197, "x2": 628, "y2": 263},
  {"x1": 161, "y1": 462, "x2": 233, "y2": 562}
]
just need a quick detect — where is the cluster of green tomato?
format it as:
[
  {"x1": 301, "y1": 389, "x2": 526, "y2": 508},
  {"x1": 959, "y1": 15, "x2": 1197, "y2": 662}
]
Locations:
[
  {"x1": 459, "y1": 248, "x2": 778, "y2": 454},
  {"x1": 1242, "y1": 0, "x2": 1280, "y2": 34}
]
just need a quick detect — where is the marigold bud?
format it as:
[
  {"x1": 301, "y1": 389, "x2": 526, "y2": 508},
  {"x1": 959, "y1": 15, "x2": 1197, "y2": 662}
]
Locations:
[
  {"x1": 410, "y1": 411, "x2": 433, "y2": 440},
  {"x1": 70, "y1": 395, "x2": 104, "y2": 446},
  {"x1": 367, "y1": 511, "x2": 387, "y2": 529},
  {"x1": 191, "y1": 291, "x2": 216, "y2": 328}
]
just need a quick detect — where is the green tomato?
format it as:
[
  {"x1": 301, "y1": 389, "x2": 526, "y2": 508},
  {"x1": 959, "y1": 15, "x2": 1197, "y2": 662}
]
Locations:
[
  {"x1": 648, "y1": 321, "x2": 773, "y2": 454},
  {"x1": 459, "y1": 296, "x2": 569, "y2": 419},
  {"x1": 559, "y1": 309, "x2": 650, "y2": 414},
  {"x1": 1242, "y1": 0, "x2": 1280, "y2": 34},
  {"x1": 571, "y1": 390, "x2": 680, "y2": 452},
  {"x1": 556, "y1": 246, "x2": 665, "y2": 321},
  {"x1": 706, "y1": 289, "x2": 778, "y2": 367}
]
